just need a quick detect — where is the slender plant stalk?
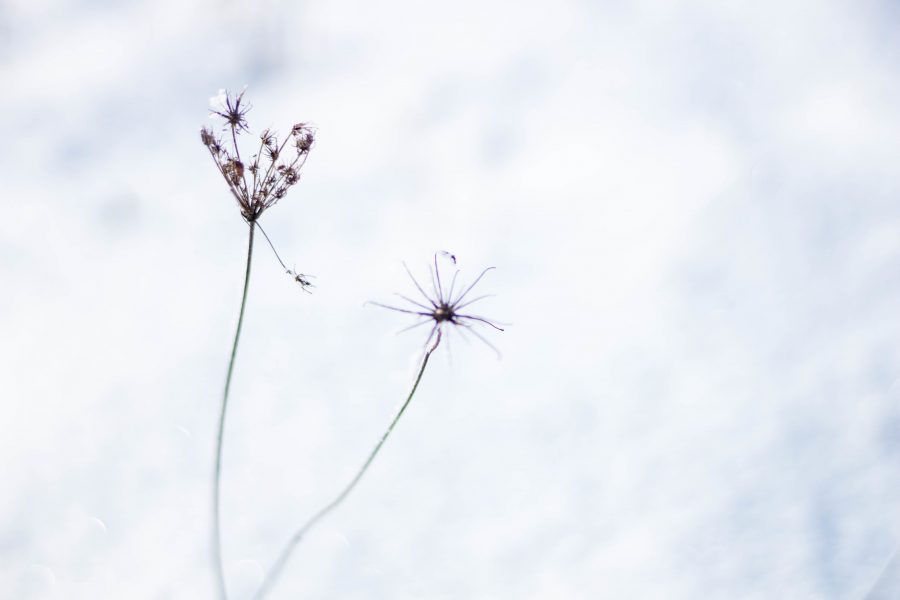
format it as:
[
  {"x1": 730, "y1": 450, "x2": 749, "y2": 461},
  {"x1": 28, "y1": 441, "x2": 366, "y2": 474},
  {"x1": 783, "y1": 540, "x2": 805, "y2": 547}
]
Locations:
[
  {"x1": 250, "y1": 339, "x2": 439, "y2": 600},
  {"x1": 255, "y1": 221, "x2": 288, "y2": 271},
  {"x1": 213, "y1": 222, "x2": 256, "y2": 600}
]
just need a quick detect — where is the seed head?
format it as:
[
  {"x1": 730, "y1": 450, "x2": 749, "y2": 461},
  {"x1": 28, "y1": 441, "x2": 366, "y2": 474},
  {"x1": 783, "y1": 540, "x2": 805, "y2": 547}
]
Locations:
[
  {"x1": 201, "y1": 88, "x2": 314, "y2": 222},
  {"x1": 369, "y1": 253, "x2": 505, "y2": 355}
]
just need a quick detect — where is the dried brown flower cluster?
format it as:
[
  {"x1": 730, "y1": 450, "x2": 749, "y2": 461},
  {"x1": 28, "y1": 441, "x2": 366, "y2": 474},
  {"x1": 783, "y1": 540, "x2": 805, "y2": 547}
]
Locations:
[{"x1": 201, "y1": 89, "x2": 315, "y2": 222}]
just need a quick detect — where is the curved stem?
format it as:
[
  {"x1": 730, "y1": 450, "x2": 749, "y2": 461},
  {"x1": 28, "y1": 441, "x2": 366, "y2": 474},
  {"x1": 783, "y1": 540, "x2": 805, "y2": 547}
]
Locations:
[
  {"x1": 251, "y1": 335, "x2": 440, "y2": 600},
  {"x1": 213, "y1": 222, "x2": 256, "y2": 600}
]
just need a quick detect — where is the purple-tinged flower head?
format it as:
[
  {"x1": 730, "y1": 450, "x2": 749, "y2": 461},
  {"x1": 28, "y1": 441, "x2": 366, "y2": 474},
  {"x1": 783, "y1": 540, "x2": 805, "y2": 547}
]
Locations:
[
  {"x1": 209, "y1": 88, "x2": 251, "y2": 133},
  {"x1": 200, "y1": 88, "x2": 315, "y2": 223},
  {"x1": 369, "y1": 253, "x2": 505, "y2": 355}
]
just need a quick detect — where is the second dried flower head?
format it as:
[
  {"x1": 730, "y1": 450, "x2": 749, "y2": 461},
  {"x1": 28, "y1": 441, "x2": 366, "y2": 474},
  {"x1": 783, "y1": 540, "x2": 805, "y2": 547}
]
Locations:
[{"x1": 371, "y1": 253, "x2": 505, "y2": 355}]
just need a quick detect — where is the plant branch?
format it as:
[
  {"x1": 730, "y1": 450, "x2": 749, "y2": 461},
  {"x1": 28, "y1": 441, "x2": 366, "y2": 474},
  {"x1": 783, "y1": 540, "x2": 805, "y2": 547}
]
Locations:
[{"x1": 251, "y1": 333, "x2": 441, "y2": 600}]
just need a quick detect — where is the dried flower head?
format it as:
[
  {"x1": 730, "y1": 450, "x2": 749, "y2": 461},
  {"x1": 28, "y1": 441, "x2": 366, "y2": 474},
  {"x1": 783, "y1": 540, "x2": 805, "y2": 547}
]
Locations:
[
  {"x1": 260, "y1": 128, "x2": 276, "y2": 148},
  {"x1": 209, "y1": 88, "x2": 251, "y2": 133},
  {"x1": 201, "y1": 88, "x2": 315, "y2": 222},
  {"x1": 370, "y1": 253, "x2": 504, "y2": 355}
]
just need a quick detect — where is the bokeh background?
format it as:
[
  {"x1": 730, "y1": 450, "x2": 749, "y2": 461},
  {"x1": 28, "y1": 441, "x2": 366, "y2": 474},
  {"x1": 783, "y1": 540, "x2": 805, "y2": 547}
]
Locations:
[{"x1": 3, "y1": 0, "x2": 900, "y2": 598}]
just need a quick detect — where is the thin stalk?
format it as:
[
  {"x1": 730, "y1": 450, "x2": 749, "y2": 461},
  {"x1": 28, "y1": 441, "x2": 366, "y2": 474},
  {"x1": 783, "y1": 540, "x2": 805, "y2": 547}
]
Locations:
[
  {"x1": 213, "y1": 222, "x2": 256, "y2": 600},
  {"x1": 251, "y1": 336, "x2": 440, "y2": 600},
  {"x1": 255, "y1": 221, "x2": 288, "y2": 272}
]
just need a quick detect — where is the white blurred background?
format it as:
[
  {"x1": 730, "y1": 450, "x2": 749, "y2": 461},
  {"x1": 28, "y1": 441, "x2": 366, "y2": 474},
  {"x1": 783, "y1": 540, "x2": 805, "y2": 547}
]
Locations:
[{"x1": 2, "y1": 0, "x2": 900, "y2": 598}]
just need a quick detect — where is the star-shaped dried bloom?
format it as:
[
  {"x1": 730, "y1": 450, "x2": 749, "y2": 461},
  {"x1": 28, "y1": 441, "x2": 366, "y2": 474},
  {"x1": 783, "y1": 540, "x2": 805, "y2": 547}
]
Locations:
[
  {"x1": 209, "y1": 88, "x2": 251, "y2": 133},
  {"x1": 370, "y1": 253, "x2": 504, "y2": 355}
]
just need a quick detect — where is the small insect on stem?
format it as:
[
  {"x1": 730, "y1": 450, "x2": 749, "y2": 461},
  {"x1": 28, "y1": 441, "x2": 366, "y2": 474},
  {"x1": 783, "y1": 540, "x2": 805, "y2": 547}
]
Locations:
[{"x1": 287, "y1": 266, "x2": 315, "y2": 293}]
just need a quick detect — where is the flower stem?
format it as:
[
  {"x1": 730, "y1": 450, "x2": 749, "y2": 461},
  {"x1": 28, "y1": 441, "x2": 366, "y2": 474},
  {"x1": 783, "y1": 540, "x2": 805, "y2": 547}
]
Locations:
[
  {"x1": 213, "y1": 222, "x2": 255, "y2": 600},
  {"x1": 250, "y1": 337, "x2": 440, "y2": 600}
]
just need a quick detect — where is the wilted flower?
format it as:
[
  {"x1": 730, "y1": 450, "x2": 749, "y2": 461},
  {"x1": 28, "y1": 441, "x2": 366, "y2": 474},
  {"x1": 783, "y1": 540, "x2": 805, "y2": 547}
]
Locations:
[
  {"x1": 370, "y1": 254, "x2": 504, "y2": 354},
  {"x1": 201, "y1": 88, "x2": 316, "y2": 222}
]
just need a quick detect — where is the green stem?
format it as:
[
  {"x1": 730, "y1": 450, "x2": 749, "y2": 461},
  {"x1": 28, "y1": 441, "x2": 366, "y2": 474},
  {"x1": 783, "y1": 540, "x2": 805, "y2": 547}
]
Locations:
[
  {"x1": 250, "y1": 339, "x2": 439, "y2": 600},
  {"x1": 213, "y1": 222, "x2": 255, "y2": 600}
]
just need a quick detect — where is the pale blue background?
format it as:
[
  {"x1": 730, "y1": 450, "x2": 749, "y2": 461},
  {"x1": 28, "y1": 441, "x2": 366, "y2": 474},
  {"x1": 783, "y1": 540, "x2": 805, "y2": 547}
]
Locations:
[{"x1": 2, "y1": 0, "x2": 900, "y2": 598}]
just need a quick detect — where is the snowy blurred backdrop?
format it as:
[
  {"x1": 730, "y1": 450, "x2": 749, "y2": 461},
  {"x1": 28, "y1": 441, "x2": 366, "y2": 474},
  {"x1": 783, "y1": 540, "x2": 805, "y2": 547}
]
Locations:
[{"x1": 3, "y1": 0, "x2": 900, "y2": 598}]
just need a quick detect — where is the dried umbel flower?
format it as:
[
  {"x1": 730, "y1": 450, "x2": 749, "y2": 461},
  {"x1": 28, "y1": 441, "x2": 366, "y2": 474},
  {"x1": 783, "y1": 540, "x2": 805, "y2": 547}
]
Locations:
[
  {"x1": 205, "y1": 89, "x2": 317, "y2": 600},
  {"x1": 201, "y1": 88, "x2": 315, "y2": 222}
]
